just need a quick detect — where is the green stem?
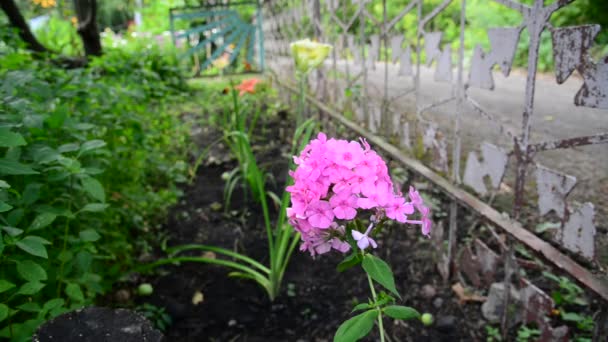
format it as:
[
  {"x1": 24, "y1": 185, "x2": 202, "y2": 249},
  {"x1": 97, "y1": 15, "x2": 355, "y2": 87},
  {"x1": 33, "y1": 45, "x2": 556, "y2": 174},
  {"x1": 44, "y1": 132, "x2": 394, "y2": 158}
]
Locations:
[
  {"x1": 367, "y1": 272, "x2": 386, "y2": 342},
  {"x1": 57, "y1": 175, "x2": 73, "y2": 297}
]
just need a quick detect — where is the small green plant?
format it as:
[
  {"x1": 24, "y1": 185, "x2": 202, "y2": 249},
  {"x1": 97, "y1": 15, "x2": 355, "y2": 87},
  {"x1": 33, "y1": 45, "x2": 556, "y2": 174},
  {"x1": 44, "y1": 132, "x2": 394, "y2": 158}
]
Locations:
[
  {"x1": 135, "y1": 303, "x2": 172, "y2": 332},
  {"x1": 542, "y1": 272, "x2": 594, "y2": 338},
  {"x1": 516, "y1": 325, "x2": 540, "y2": 342},
  {"x1": 543, "y1": 272, "x2": 588, "y2": 306},
  {"x1": 485, "y1": 325, "x2": 502, "y2": 342}
]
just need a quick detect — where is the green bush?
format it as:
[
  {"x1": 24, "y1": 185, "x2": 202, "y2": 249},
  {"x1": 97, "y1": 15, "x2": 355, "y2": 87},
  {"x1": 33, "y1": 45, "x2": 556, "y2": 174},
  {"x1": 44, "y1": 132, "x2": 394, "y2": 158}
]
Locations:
[{"x1": 0, "y1": 44, "x2": 190, "y2": 340}]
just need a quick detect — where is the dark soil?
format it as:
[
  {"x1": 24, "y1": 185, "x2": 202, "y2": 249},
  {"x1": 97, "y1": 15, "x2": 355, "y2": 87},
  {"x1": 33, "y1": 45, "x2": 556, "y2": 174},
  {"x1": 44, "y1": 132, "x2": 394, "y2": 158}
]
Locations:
[{"x1": 134, "y1": 117, "x2": 484, "y2": 342}]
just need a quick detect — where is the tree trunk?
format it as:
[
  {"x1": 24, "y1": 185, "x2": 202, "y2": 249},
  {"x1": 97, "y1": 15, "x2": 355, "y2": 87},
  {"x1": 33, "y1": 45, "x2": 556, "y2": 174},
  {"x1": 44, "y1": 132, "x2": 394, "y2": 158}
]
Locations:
[
  {"x1": 0, "y1": 0, "x2": 48, "y2": 53},
  {"x1": 73, "y1": 0, "x2": 102, "y2": 57}
]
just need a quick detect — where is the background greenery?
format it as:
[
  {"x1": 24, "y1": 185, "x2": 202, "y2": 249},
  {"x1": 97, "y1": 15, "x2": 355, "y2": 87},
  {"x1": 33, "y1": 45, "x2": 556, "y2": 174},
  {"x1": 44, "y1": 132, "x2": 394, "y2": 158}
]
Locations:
[{"x1": 0, "y1": 25, "x2": 191, "y2": 340}]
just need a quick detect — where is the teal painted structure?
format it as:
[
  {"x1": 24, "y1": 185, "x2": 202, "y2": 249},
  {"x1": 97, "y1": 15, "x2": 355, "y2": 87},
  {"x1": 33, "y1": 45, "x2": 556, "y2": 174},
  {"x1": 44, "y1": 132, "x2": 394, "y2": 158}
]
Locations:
[{"x1": 169, "y1": 1, "x2": 264, "y2": 75}]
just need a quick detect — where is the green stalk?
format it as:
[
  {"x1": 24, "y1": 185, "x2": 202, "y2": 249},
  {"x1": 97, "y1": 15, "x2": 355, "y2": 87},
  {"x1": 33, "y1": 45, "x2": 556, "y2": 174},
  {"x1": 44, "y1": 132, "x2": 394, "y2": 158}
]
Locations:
[
  {"x1": 138, "y1": 256, "x2": 271, "y2": 290},
  {"x1": 56, "y1": 175, "x2": 73, "y2": 297},
  {"x1": 367, "y1": 272, "x2": 386, "y2": 342}
]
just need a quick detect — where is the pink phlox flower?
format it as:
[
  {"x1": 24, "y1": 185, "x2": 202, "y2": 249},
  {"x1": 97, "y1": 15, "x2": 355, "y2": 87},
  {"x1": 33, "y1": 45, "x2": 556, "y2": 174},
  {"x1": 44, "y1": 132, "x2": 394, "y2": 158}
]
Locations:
[
  {"x1": 305, "y1": 200, "x2": 334, "y2": 228},
  {"x1": 351, "y1": 223, "x2": 377, "y2": 250},
  {"x1": 358, "y1": 180, "x2": 391, "y2": 209},
  {"x1": 384, "y1": 196, "x2": 414, "y2": 223},
  {"x1": 347, "y1": 172, "x2": 376, "y2": 194},
  {"x1": 332, "y1": 140, "x2": 364, "y2": 169},
  {"x1": 355, "y1": 154, "x2": 377, "y2": 176},
  {"x1": 324, "y1": 166, "x2": 353, "y2": 193},
  {"x1": 421, "y1": 216, "x2": 432, "y2": 237},
  {"x1": 331, "y1": 238, "x2": 351, "y2": 253},
  {"x1": 408, "y1": 186, "x2": 425, "y2": 212},
  {"x1": 359, "y1": 137, "x2": 371, "y2": 152},
  {"x1": 329, "y1": 192, "x2": 358, "y2": 220}
]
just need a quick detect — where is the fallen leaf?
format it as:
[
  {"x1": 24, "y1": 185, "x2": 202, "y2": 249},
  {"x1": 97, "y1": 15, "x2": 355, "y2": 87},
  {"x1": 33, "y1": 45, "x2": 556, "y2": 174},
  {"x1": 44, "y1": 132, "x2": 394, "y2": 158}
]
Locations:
[
  {"x1": 192, "y1": 291, "x2": 204, "y2": 305},
  {"x1": 452, "y1": 282, "x2": 487, "y2": 304},
  {"x1": 202, "y1": 251, "x2": 216, "y2": 259}
]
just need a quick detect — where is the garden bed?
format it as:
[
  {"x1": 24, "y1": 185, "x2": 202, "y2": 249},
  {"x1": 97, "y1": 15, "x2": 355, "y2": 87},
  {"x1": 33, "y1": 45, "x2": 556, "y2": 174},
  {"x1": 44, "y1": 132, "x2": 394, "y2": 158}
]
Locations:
[{"x1": 134, "y1": 114, "x2": 482, "y2": 341}]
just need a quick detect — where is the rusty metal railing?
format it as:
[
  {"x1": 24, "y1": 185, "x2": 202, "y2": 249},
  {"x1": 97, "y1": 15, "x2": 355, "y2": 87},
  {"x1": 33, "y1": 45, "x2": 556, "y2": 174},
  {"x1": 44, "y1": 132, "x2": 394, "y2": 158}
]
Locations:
[{"x1": 262, "y1": 0, "x2": 608, "y2": 338}]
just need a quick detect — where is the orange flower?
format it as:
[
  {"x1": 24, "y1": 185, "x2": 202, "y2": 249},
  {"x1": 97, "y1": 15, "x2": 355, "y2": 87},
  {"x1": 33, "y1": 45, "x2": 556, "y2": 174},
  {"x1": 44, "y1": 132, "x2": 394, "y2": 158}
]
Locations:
[{"x1": 235, "y1": 78, "x2": 261, "y2": 96}]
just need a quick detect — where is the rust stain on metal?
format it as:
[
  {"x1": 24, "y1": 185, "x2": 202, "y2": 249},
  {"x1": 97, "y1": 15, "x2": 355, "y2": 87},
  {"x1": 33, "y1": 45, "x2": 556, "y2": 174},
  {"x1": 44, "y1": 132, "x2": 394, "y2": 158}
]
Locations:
[
  {"x1": 463, "y1": 143, "x2": 509, "y2": 196},
  {"x1": 535, "y1": 165, "x2": 576, "y2": 219},
  {"x1": 560, "y1": 202, "x2": 596, "y2": 260},
  {"x1": 468, "y1": 27, "x2": 521, "y2": 89}
]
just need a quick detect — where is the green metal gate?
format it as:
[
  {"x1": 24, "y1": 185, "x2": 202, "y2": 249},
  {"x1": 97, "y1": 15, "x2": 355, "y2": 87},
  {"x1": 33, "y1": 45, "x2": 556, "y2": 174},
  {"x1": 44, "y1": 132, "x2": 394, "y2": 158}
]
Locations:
[{"x1": 169, "y1": 1, "x2": 264, "y2": 76}]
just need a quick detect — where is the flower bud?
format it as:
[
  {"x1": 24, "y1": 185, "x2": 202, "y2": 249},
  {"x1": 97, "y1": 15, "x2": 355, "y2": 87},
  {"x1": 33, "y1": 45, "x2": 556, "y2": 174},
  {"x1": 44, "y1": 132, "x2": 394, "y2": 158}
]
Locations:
[{"x1": 290, "y1": 39, "x2": 332, "y2": 75}]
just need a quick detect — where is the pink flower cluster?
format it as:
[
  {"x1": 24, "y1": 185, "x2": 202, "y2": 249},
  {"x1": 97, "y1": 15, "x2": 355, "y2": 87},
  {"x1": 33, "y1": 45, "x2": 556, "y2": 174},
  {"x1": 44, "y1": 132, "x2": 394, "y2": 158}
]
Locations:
[{"x1": 286, "y1": 133, "x2": 431, "y2": 257}]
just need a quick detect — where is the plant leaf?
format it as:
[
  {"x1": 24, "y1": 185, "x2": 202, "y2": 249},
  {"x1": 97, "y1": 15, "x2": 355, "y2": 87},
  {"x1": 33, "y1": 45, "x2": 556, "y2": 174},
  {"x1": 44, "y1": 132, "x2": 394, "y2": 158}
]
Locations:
[
  {"x1": 0, "y1": 202, "x2": 12, "y2": 213},
  {"x1": 383, "y1": 305, "x2": 420, "y2": 320},
  {"x1": 0, "y1": 128, "x2": 26, "y2": 147},
  {"x1": 17, "y1": 302, "x2": 41, "y2": 313},
  {"x1": 16, "y1": 236, "x2": 48, "y2": 258},
  {"x1": 337, "y1": 252, "x2": 363, "y2": 272},
  {"x1": 17, "y1": 282, "x2": 45, "y2": 295},
  {"x1": 351, "y1": 303, "x2": 372, "y2": 313},
  {"x1": 16, "y1": 260, "x2": 47, "y2": 281},
  {"x1": 29, "y1": 213, "x2": 57, "y2": 231},
  {"x1": 362, "y1": 254, "x2": 400, "y2": 298},
  {"x1": 334, "y1": 309, "x2": 378, "y2": 342},
  {"x1": 79, "y1": 140, "x2": 106, "y2": 156},
  {"x1": 79, "y1": 229, "x2": 101, "y2": 242},
  {"x1": 0, "y1": 304, "x2": 8, "y2": 322},
  {"x1": 0, "y1": 280, "x2": 16, "y2": 293},
  {"x1": 81, "y1": 177, "x2": 105, "y2": 202},
  {"x1": 65, "y1": 283, "x2": 84, "y2": 302},
  {"x1": 0, "y1": 159, "x2": 38, "y2": 175},
  {"x1": 79, "y1": 203, "x2": 108, "y2": 213}
]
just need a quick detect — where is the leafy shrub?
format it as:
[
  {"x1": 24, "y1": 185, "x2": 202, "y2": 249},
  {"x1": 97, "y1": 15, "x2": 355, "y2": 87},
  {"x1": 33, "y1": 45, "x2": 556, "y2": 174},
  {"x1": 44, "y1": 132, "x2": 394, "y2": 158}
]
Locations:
[{"x1": 0, "y1": 45, "x2": 190, "y2": 340}]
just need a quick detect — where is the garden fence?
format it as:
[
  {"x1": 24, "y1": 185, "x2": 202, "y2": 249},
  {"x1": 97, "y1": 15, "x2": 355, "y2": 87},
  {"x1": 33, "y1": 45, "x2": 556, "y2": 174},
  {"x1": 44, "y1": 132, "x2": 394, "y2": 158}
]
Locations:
[{"x1": 260, "y1": 0, "x2": 608, "y2": 337}]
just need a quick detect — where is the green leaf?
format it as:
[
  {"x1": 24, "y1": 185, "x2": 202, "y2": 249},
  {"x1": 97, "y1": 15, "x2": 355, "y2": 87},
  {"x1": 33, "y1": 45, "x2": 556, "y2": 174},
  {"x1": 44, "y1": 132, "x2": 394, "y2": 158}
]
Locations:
[
  {"x1": 383, "y1": 306, "x2": 420, "y2": 321},
  {"x1": 7, "y1": 208, "x2": 24, "y2": 226},
  {"x1": 81, "y1": 177, "x2": 105, "y2": 202},
  {"x1": 2, "y1": 226, "x2": 24, "y2": 236},
  {"x1": 79, "y1": 140, "x2": 106, "y2": 156},
  {"x1": 561, "y1": 311, "x2": 584, "y2": 322},
  {"x1": 0, "y1": 202, "x2": 12, "y2": 213},
  {"x1": 0, "y1": 180, "x2": 10, "y2": 188},
  {"x1": 41, "y1": 298, "x2": 65, "y2": 313},
  {"x1": 79, "y1": 229, "x2": 100, "y2": 242},
  {"x1": 351, "y1": 303, "x2": 372, "y2": 312},
  {"x1": 337, "y1": 252, "x2": 363, "y2": 272},
  {"x1": 334, "y1": 310, "x2": 378, "y2": 342},
  {"x1": 0, "y1": 280, "x2": 16, "y2": 293},
  {"x1": 0, "y1": 128, "x2": 26, "y2": 147},
  {"x1": 0, "y1": 159, "x2": 38, "y2": 175},
  {"x1": 17, "y1": 302, "x2": 41, "y2": 313},
  {"x1": 16, "y1": 260, "x2": 47, "y2": 281},
  {"x1": 362, "y1": 254, "x2": 400, "y2": 298},
  {"x1": 17, "y1": 282, "x2": 45, "y2": 295},
  {"x1": 29, "y1": 212, "x2": 57, "y2": 231},
  {"x1": 65, "y1": 283, "x2": 84, "y2": 302},
  {"x1": 79, "y1": 203, "x2": 108, "y2": 213},
  {"x1": 16, "y1": 236, "x2": 48, "y2": 258},
  {"x1": 0, "y1": 304, "x2": 7, "y2": 322},
  {"x1": 58, "y1": 143, "x2": 79, "y2": 153},
  {"x1": 22, "y1": 183, "x2": 42, "y2": 206}
]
